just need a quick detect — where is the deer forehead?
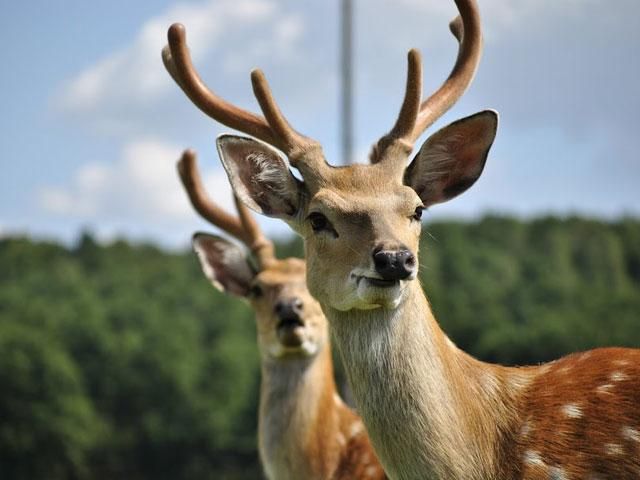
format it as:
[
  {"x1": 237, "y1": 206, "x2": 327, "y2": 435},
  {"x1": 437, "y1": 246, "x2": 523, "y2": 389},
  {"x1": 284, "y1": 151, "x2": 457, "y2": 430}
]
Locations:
[
  {"x1": 310, "y1": 184, "x2": 419, "y2": 218},
  {"x1": 257, "y1": 258, "x2": 307, "y2": 287}
]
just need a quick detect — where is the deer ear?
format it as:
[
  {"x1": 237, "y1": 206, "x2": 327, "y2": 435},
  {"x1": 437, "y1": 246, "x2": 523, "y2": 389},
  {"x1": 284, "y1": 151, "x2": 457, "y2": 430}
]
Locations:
[
  {"x1": 404, "y1": 110, "x2": 498, "y2": 207},
  {"x1": 192, "y1": 232, "x2": 256, "y2": 297},
  {"x1": 216, "y1": 134, "x2": 304, "y2": 220}
]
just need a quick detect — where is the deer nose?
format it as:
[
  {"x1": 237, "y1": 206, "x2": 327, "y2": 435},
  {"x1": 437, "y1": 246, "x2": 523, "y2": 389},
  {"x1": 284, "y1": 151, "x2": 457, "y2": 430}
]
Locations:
[
  {"x1": 372, "y1": 246, "x2": 416, "y2": 281},
  {"x1": 274, "y1": 297, "x2": 304, "y2": 321}
]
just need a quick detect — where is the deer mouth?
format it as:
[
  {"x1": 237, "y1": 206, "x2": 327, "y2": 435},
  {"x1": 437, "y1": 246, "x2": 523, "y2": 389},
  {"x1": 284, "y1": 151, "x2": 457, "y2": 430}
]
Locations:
[
  {"x1": 352, "y1": 274, "x2": 399, "y2": 289},
  {"x1": 276, "y1": 317, "x2": 305, "y2": 347},
  {"x1": 366, "y1": 277, "x2": 399, "y2": 288}
]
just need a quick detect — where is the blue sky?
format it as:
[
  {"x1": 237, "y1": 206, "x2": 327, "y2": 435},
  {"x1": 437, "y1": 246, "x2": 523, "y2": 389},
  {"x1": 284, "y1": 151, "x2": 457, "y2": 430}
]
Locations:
[{"x1": 2, "y1": 0, "x2": 639, "y2": 248}]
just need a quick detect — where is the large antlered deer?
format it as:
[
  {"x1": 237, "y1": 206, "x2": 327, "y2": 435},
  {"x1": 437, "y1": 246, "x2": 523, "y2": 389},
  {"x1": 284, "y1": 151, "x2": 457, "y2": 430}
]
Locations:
[
  {"x1": 177, "y1": 149, "x2": 386, "y2": 480},
  {"x1": 164, "y1": 1, "x2": 640, "y2": 478}
]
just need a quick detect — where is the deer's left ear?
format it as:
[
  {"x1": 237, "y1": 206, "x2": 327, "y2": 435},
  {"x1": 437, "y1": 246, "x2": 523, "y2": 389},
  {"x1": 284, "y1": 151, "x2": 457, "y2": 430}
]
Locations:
[
  {"x1": 404, "y1": 110, "x2": 498, "y2": 207},
  {"x1": 216, "y1": 134, "x2": 304, "y2": 220},
  {"x1": 192, "y1": 233, "x2": 256, "y2": 297}
]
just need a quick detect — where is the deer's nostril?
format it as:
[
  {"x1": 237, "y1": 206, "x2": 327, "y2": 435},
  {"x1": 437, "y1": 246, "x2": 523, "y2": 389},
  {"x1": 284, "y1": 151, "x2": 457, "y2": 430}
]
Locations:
[
  {"x1": 292, "y1": 298, "x2": 303, "y2": 311},
  {"x1": 401, "y1": 251, "x2": 416, "y2": 269},
  {"x1": 373, "y1": 250, "x2": 391, "y2": 270}
]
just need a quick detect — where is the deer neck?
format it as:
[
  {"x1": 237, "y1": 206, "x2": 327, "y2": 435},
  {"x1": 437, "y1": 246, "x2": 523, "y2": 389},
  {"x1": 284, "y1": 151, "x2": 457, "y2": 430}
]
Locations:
[
  {"x1": 326, "y1": 281, "x2": 526, "y2": 480},
  {"x1": 258, "y1": 342, "x2": 343, "y2": 480}
]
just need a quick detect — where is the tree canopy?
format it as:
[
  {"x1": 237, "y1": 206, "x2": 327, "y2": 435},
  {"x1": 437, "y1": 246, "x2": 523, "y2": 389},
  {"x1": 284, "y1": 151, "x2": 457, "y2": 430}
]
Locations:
[{"x1": 1, "y1": 216, "x2": 639, "y2": 478}]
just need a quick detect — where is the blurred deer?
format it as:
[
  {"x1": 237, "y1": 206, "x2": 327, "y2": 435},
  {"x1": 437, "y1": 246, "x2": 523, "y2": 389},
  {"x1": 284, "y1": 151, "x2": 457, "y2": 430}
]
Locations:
[
  {"x1": 165, "y1": 0, "x2": 640, "y2": 477},
  {"x1": 177, "y1": 150, "x2": 385, "y2": 480}
]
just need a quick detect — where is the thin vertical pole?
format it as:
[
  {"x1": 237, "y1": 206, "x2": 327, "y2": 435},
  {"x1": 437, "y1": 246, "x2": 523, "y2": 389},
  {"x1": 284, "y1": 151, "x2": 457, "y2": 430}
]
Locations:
[{"x1": 341, "y1": 0, "x2": 353, "y2": 165}]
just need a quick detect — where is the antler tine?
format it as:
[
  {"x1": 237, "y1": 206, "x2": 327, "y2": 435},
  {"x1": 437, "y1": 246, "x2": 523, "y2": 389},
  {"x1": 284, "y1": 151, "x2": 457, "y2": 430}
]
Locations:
[
  {"x1": 376, "y1": 0, "x2": 482, "y2": 163},
  {"x1": 250, "y1": 69, "x2": 320, "y2": 161},
  {"x1": 380, "y1": 50, "x2": 423, "y2": 155},
  {"x1": 412, "y1": 0, "x2": 482, "y2": 140},
  {"x1": 164, "y1": 24, "x2": 280, "y2": 149},
  {"x1": 233, "y1": 194, "x2": 276, "y2": 268},
  {"x1": 250, "y1": 69, "x2": 328, "y2": 180},
  {"x1": 178, "y1": 149, "x2": 249, "y2": 243},
  {"x1": 449, "y1": 15, "x2": 464, "y2": 43}
]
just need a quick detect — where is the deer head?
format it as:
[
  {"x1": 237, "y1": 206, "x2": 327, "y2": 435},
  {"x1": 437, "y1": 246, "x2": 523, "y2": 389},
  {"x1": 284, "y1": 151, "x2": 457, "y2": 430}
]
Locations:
[
  {"x1": 178, "y1": 150, "x2": 326, "y2": 359},
  {"x1": 163, "y1": 0, "x2": 496, "y2": 314}
]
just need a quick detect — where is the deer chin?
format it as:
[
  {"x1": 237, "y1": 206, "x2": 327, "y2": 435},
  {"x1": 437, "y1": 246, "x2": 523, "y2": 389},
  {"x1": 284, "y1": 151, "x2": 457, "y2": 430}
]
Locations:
[
  {"x1": 267, "y1": 333, "x2": 320, "y2": 359},
  {"x1": 356, "y1": 276, "x2": 406, "y2": 310}
]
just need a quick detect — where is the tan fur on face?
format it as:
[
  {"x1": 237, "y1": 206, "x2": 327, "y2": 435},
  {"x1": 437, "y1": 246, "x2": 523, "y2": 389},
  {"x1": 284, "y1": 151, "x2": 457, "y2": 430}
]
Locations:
[
  {"x1": 298, "y1": 165, "x2": 423, "y2": 312},
  {"x1": 250, "y1": 258, "x2": 326, "y2": 359}
]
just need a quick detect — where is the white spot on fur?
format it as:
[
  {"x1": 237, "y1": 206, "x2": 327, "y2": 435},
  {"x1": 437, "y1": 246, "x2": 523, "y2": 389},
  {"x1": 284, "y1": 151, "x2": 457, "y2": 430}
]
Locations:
[
  {"x1": 562, "y1": 403, "x2": 582, "y2": 419},
  {"x1": 523, "y1": 450, "x2": 545, "y2": 467},
  {"x1": 549, "y1": 466, "x2": 568, "y2": 480},
  {"x1": 596, "y1": 384, "x2": 614, "y2": 394},
  {"x1": 604, "y1": 443, "x2": 624, "y2": 455},
  {"x1": 622, "y1": 426, "x2": 640, "y2": 443},
  {"x1": 610, "y1": 371, "x2": 629, "y2": 382},
  {"x1": 520, "y1": 420, "x2": 531, "y2": 437},
  {"x1": 556, "y1": 365, "x2": 572, "y2": 375},
  {"x1": 349, "y1": 421, "x2": 364, "y2": 438},
  {"x1": 336, "y1": 432, "x2": 346, "y2": 447},
  {"x1": 365, "y1": 465, "x2": 378, "y2": 477},
  {"x1": 613, "y1": 359, "x2": 630, "y2": 367}
]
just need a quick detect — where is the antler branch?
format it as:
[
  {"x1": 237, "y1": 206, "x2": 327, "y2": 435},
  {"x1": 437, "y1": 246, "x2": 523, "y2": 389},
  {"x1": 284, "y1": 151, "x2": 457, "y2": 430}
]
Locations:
[
  {"x1": 163, "y1": 23, "x2": 320, "y2": 164},
  {"x1": 374, "y1": 0, "x2": 483, "y2": 164}
]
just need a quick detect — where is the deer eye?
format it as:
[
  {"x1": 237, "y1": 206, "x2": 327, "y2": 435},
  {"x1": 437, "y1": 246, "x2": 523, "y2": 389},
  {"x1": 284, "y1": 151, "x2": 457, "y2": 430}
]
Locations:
[
  {"x1": 249, "y1": 284, "x2": 263, "y2": 298},
  {"x1": 412, "y1": 206, "x2": 425, "y2": 221},
  {"x1": 308, "y1": 212, "x2": 330, "y2": 233}
]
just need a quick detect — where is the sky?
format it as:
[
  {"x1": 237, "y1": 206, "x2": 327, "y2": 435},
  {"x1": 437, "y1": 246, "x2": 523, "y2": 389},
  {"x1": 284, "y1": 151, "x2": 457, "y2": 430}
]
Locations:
[{"x1": 1, "y1": 0, "x2": 639, "y2": 249}]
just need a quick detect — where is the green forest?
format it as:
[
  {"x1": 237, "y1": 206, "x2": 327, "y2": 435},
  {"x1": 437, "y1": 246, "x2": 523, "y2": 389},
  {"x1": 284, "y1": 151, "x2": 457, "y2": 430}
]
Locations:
[{"x1": 1, "y1": 215, "x2": 639, "y2": 479}]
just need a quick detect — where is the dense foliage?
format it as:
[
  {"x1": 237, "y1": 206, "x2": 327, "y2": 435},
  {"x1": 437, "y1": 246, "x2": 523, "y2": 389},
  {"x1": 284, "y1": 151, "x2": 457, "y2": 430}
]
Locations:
[{"x1": 1, "y1": 216, "x2": 639, "y2": 479}]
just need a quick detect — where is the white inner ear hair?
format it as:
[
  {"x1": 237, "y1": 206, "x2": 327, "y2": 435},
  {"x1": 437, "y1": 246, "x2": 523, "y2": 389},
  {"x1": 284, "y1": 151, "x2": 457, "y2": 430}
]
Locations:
[{"x1": 249, "y1": 152, "x2": 292, "y2": 197}]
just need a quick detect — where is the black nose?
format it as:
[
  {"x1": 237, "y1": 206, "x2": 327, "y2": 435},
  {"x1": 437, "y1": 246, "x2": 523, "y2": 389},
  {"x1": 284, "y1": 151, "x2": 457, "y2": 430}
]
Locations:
[
  {"x1": 274, "y1": 297, "x2": 304, "y2": 321},
  {"x1": 372, "y1": 246, "x2": 416, "y2": 281}
]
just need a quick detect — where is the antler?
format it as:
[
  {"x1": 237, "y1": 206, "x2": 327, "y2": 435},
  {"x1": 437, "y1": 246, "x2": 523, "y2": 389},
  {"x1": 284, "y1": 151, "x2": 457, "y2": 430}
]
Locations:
[
  {"x1": 373, "y1": 0, "x2": 483, "y2": 165},
  {"x1": 177, "y1": 149, "x2": 275, "y2": 268},
  {"x1": 163, "y1": 24, "x2": 326, "y2": 173}
]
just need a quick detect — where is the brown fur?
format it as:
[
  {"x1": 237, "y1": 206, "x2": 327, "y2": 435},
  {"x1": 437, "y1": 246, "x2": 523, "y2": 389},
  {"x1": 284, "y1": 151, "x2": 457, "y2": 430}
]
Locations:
[{"x1": 505, "y1": 348, "x2": 640, "y2": 479}]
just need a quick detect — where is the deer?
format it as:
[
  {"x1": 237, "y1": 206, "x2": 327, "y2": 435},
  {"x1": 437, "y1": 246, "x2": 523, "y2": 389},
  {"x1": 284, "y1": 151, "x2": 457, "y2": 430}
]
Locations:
[
  {"x1": 163, "y1": 0, "x2": 640, "y2": 477},
  {"x1": 177, "y1": 149, "x2": 386, "y2": 480}
]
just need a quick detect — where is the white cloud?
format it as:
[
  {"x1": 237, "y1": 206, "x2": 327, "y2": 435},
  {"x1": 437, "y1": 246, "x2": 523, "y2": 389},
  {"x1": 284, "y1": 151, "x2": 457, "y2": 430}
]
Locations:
[
  {"x1": 54, "y1": 0, "x2": 306, "y2": 134},
  {"x1": 37, "y1": 139, "x2": 236, "y2": 224},
  {"x1": 34, "y1": 0, "x2": 639, "y2": 248}
]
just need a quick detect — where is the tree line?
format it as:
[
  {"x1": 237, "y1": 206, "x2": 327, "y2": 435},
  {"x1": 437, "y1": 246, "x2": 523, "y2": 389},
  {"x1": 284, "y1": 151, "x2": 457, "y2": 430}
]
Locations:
[{"x1": 1, "y1": 215, "x2": 639, "y2": 479}]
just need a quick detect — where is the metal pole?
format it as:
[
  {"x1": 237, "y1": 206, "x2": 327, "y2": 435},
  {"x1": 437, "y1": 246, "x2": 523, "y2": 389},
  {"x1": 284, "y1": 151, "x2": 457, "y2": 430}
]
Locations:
[{"x1": 341, "y1": 0, "x2": 353, "y2": 165}]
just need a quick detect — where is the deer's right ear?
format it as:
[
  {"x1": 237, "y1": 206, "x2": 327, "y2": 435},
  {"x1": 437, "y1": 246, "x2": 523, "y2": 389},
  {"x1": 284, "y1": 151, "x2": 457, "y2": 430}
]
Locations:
[
  {"x1": 404, "y1": 110, "x2": 498, "y2": 207},
  {"x1": 217, "y1": 134, "x2": 304, "y2": 220},
  {"x1": 192, "y1": 233, "x2": 256, "y2": 297}
]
